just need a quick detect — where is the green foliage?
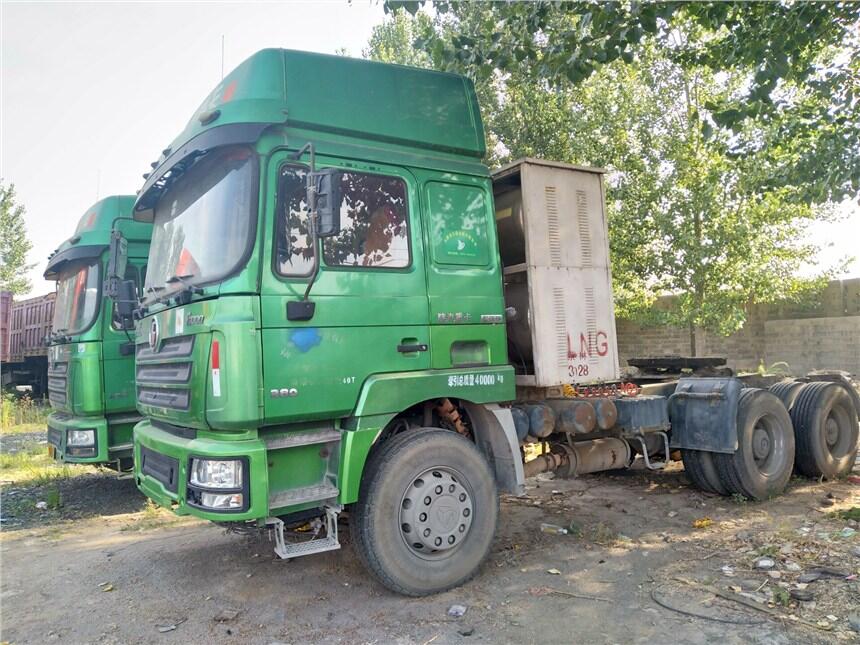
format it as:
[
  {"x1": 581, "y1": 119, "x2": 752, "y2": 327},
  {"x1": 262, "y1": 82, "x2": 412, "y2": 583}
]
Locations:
[
  {"x1": 1, "y1": 392, "x2": 49, "y2": 431},
  {"x1": 366, "y1": 11, "x2": 844, "y2": 339},
  {"x1": 0, "y1": 181, "x2": 35, "y2": 295},
  {"x1": 387, "y1": 1, "x2": 860, "y2": 205}
]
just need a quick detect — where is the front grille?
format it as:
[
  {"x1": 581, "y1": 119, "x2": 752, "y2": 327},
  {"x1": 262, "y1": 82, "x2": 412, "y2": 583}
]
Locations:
[
  {"x1": 47, "y1": 361, "x2": 68, "y2": 407},
  {"x1": 47, "y1": 427, "x2": 62, "y2": 448},
  {"x1": 136, "y1": 336, "x2": 196, "y2": 413},
  {"x1": 136, "y1": 336, "x2": 195, "y2": 361},
  {"x1": 140, "y1": 446, "x2": 180, "y2": 493},
  {"x1": 137, "y1": 387, "x2": 190, "y2": 411},
  {"x1": 136, "y1": 363, "x2": 192, "y2": 383}
]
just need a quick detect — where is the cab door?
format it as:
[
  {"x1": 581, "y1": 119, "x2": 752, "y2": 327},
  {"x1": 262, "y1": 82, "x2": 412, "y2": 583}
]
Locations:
[{"x1": 260, "y1": 154, "x2": 430, "y2": 423}]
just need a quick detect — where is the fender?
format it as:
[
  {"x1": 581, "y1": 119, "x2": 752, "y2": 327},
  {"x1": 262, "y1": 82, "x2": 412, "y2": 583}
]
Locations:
[{"x1": 668, "y1": 377, "x2": 743, "y2": 454}]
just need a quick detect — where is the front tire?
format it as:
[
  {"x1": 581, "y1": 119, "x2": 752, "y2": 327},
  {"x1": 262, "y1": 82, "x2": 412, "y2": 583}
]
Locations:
[
  {"x1": 351, "y1": 427, "x2": 498, "y2": 596},
  {"x1": 790, "y1": 382, "x2": 859, "y2": 479},
  {"x1": 715, "y1": 389, "x2": 795, "y2": 500}
]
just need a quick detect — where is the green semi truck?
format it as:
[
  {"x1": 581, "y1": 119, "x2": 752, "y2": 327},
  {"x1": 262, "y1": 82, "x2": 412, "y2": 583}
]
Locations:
[
  {"x1": 115, "y1": 50, "x2": 859, "y2": 595},
  {"x1": 44, "y1": 196, "x2": 151, "y2": 472}
]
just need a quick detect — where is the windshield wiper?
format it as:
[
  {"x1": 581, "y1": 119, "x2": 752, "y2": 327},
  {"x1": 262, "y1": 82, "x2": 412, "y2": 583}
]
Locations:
[{"x1": 166, "y1": 273, "x2": 203, "y2": 304}]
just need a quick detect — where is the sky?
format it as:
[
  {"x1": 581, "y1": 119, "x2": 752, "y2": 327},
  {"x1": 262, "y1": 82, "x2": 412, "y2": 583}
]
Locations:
[
  {"x1": 2, "y1": 1, "x2": 387, "y2": 297},
  {"x1": 2, "y1": 2, "x2": 859, "y2": 298}
]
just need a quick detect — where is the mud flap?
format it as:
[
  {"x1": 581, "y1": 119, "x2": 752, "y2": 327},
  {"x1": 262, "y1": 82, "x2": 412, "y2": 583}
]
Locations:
[{"x1": 668, "y1": 377, "x2": 742, "y2": 454}]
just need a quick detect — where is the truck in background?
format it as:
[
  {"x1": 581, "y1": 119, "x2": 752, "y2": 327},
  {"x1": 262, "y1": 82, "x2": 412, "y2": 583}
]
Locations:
[
  {"x1": 117, "y1": 50, "x2": 859, "y2": 596},
  {"x1": 1, "y1": 291, "x2": 55, "y2": 397},
  {"x1": 44, "y1": 196, "x2": 151, "y2": 471}
]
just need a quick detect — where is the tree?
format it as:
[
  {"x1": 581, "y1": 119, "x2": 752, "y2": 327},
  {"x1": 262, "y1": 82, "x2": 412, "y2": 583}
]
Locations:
[
  {"x1": 367, "y1": 9, "x2": 847, "y2": 353},
  {"x1": 388, "y1": 1, "x2": 860, "y2": 205},
  {"x1": 0, "y1": 182, "x2": 34, "y2": 295}
]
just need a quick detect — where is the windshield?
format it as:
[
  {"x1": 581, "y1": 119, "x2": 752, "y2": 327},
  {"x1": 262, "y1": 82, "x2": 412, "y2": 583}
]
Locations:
[
  {"x1": 144, "y1": 145, "x2": 256, "y2": 301},
  {"x1": 51, "y1": 259, "x2": 100, "y2": 336}
]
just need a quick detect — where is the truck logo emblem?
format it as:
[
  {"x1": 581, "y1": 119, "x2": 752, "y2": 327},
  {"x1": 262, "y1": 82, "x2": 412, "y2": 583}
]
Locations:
[{"x1": 149, "y1": 318, "x2": 160, "y2": 352}]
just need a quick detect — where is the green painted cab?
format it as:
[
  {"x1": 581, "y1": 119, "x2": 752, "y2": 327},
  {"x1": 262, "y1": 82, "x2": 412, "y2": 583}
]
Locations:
[{"x1": 44, "y1": 196, "x2": 152, "y2": 469}]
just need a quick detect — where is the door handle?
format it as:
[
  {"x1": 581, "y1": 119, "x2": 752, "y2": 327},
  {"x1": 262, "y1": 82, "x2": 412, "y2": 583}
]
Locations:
[{"x1": 397, "y1": 343, "x2": 428, "y2": 353}]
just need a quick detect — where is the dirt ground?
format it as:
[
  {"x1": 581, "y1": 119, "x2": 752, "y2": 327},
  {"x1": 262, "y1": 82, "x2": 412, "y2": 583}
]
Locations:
[{"x1": 2, "y1": 440, "x2": 859, "y2": 644}]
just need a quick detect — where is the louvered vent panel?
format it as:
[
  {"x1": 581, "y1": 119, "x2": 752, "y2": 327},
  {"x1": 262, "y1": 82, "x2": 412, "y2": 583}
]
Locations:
[
  {"x1": 585, "y1": 286, "x2": 599, "y2": 365},
  {"x1": 545, "y1": 186, "x2": 562, "y2": 266},
  {"x1": 576, "y1": 189, "x2": 593, "y2": 266},
  {"x1": 553, "y1": 287, "x2": 567, "y2": 368}
]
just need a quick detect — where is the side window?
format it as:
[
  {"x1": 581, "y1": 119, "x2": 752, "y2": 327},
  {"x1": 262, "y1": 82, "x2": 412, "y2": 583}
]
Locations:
[
  {"x1": 275, "y1": 166, "x2": 410, "y2": 275},
  {"x1": 323, "y1": 172, "x2": 409, "y2": 268},
  {"x1": 426, "y1": 182, "x2": 491, "y2": 266}
]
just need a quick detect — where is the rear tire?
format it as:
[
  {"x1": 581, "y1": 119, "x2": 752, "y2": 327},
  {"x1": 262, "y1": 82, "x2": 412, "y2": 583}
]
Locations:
[
  {"x1": 682, "y1": 449, "x2": 727, "y2": 495},
  {"x1": 768, "y1": 380, "x2": 804, "y2": 412},
  {"x1": 351, "y1": 427, "x2": 498, "y2": 596},
  {"x1": 715, "y1": 389, "x2": 795, "y2": 500},
  {"x1": 790, "y1": 382, "x2": 859, "y2": 479}
]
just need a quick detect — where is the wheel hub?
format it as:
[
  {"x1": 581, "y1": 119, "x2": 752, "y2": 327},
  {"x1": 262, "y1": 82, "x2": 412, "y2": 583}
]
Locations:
[
  {"x1": 824, "y1": 417, "x2": 839, "y2": 447},
  {"x1": 400, "y1": 468, "x2": 473, "y2": 554},
  {"x1": 752, "y1": 425, "x2": 771, "y2": 461}
]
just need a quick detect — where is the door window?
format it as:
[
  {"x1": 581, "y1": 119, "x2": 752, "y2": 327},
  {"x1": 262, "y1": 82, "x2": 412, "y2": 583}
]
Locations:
[
  {"x1": 275, "y1": 166, "x2": 410, "y2": 275},
  {"x1": 426, "y1": 182, "x2": 490, "y2": 266}
]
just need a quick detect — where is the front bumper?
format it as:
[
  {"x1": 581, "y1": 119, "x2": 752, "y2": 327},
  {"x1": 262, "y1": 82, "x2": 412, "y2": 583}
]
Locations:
[
  {"x1": 133, "y1": 419, "x2": 269, "y2": 522},
  {"x1": 47, "y1": 412, "x2": 109, "y2": 463}
]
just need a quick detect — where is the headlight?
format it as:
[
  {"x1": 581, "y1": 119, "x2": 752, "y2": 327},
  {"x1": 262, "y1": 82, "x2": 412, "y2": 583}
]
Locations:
[
  {"x1": 189, "y1": 459, "x2": 243, "y2": 489},
  {"x1": 199, "y1": 492, "x2": 244, "y2": 510},
  {"x1": 67, "y1": 429, "x2": 95, "y2": 446}
]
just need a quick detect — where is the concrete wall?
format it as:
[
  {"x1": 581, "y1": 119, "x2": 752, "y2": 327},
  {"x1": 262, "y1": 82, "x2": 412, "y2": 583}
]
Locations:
[{"x1": 616, "y1": 278, "x2": 860, "y2": 377}]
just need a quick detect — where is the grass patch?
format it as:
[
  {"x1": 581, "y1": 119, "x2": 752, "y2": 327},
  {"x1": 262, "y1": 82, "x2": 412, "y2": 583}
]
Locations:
[
  {"x1": 0, "y1": 440, "x2": 92, "y2": 485},
  {"x1": 1, "y1": 394, "x2": 49, "y2": 431},
  {"x1": 833, "y1": 507, "x2": 860, "y2": 522},
  {"x1": 1, "y1": 422, "x2": 47, "y2": 436}
]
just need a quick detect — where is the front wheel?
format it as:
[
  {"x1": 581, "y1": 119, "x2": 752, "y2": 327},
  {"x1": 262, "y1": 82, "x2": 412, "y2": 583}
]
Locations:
[{"x1": 351, "y1": 427, "x2": 498, "y2": 596}]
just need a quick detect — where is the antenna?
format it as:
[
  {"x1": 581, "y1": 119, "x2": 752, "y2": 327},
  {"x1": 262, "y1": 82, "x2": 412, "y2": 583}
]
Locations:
[
  {"x1": 221, "y1": 35, "x2": 225, "y2": 80},
  {"x1": 96, "y1": 169, "x2": 100, "y2": 200}
]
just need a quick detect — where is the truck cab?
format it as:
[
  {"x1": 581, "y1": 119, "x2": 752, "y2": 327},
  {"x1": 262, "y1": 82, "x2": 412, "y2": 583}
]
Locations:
[
  {"x1": 130, "y1": 49, "x2": 522, "y2": 593},
  {"x1": 44, "y1": 196, "x2": 151, "y2": 471}
]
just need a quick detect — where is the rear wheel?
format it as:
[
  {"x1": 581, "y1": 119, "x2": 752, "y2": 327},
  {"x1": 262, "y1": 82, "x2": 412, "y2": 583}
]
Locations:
[
  {"x1": 790, "y1": 382, "x2": 858, "y2": 479},
  {"x1": 682, "y1": 449, "x2": 727, "y2": 495},
  {"x1": 768, "y1": 380, "x2": 804, "y2": 412},
  {"x1": 715, "y1": 389, "x2": 795, "y2": 500},
  {"x1": 351, "y1": 427, "x2": 498, "y2": 596}
]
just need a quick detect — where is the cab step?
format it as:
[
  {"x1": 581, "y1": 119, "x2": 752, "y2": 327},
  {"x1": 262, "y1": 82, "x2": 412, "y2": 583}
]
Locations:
[
  {"x1": 268, "y1": 482, "x2": 339, "y2": 509},
  {"x1": 269, "y1": 506, "x2": 341, "y2": 560}
]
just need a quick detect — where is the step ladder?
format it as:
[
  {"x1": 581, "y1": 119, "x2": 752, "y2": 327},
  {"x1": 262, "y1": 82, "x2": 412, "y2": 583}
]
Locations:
[
  {"x1": 268, "y1": 506, "x2": 341, "y2": 560},
  {"x1": 633, "y1": 431, "x2": 671, "y2": 470}
]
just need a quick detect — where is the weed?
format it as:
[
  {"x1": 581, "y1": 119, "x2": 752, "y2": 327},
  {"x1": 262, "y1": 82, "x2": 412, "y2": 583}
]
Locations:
[
  {"x1": 772, "y1": 587, "x2": 790, "y2": 606},
  {"x1": 45, "y1": 485, "x2": 62, "y2": 509},
  {"x1": 590, "y1": 522, "x2": 617, "y2": 545},
  {"x1": 1, "y1": 393, "x2": 49, "y2": 431},
  {"x1": 757, "y1": 544, "x2": 779, "y2": 557},
  {"x1": 731, "y1": 493, "x2": 748, "y2": 505},
  {"x1": 833, "y1": 507, "x2": 860, "y2": 522}
]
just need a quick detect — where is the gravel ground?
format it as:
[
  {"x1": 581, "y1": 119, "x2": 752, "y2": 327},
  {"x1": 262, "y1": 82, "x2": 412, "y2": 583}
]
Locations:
[{"x1": 2, "y1": 441, "x2": 858, "y2": 644}]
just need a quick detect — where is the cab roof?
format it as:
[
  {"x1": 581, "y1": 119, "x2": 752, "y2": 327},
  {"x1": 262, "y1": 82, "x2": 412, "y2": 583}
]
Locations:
[{"x1": 44, "y1": 195, "x2": 151, "y2": 279}]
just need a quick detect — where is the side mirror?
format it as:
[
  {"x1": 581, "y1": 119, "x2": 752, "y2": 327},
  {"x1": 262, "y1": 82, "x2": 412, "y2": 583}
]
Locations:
[
  {"x1": 114, "y1": 279, "x2": 137, "y2": 330},
  {"x1": 311, "y1": 168, "x2": 342, "y2": 238},
  {"x1": 104, "y1": 230, "x2": 128, "y2": 298}
]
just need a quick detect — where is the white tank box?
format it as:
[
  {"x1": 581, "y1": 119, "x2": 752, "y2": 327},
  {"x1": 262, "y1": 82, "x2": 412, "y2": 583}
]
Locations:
[{"x1": 492, "y1": 158, "x2": 620, "y2": 388}]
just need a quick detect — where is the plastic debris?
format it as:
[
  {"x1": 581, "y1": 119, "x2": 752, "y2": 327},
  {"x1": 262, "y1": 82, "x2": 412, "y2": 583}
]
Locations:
[
  {"x1": 35, "y1": 501, "x2": 47, "y2": 510},
  {"x1": 540, "y1": 523, "x2": 568, "y2": 535},
  {"x1": 692, "y1": 517, "x2": 713, "y2": 529},
  {"x1": 546, "y1": 568, "x2": 561, "y2": 575},
  {"x1": 447, "y1": 604, "x2": 467, "y2": 618},
  {"x1": 754, "y1": 557, "x2": 775, "y2": 570}
]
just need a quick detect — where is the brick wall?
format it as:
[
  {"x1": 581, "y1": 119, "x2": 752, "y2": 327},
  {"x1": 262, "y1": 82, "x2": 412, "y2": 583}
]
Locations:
[{"x1": 616, "y1": 278, "x2": 860, "y2": 377}]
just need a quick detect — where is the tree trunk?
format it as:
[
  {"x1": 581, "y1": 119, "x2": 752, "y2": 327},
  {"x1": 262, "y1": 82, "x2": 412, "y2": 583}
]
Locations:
[{"x1": 689, "y1": 322, "x2": 697, "y2": 357}]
